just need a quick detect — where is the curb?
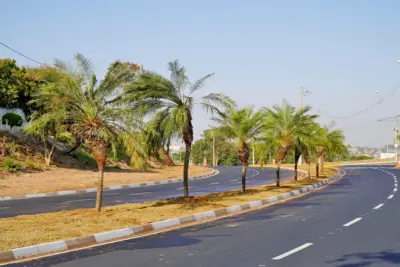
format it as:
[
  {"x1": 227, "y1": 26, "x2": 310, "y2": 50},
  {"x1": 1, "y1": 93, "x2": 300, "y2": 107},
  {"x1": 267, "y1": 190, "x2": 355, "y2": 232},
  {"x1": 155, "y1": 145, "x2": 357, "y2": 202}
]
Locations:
[
  {"x1": 0, "y1": 168, "x2": 344, "y2": 264},
  {"x1": 0, "y1": 168, "x2": 219, "y2": 201}
]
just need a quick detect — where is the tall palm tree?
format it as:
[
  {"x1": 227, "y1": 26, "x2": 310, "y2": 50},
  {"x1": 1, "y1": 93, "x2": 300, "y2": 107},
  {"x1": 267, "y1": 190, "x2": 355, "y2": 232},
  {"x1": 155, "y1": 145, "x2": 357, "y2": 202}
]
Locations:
[
  {"x1": 315, "y1": 123, "x2": 345, "y2": 177},
  {"x1": 123, "y1": 60, "x2": 234, "y2": 197},
  {"x1": 213, "y1": 107, "x2": 264, "y2": 192},
  {"x1": 265, "y1": 100, "x2": 318, "y2": 186},
  {"x1": 32, "y1": 54, "x2": 134, "y2": 212}
]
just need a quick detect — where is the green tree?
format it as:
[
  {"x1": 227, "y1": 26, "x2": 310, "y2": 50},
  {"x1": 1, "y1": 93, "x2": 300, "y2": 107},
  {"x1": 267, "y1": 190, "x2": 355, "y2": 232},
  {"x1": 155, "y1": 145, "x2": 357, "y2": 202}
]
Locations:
[
  {"x1": 265, "y1": 100, "x2": 318, "y2": 186},
  {"x1": 123, "y1": 60, "x2": 234, "y2": 197},
  {"x1": 315, "y1": 123, "x2": 345, "y2": 177},
  {"x1": 0, "y1": 59, "x2": 37, "y2": 113},
  {"x1": 2, "y1": 113, "x2": 23, "y2": 128},
  {"x1": 31, "y1": 54, "x2": 134, "y2": 212},
  {"x1": 213, "y1": 106, "x2": 264, "y2": 192}
]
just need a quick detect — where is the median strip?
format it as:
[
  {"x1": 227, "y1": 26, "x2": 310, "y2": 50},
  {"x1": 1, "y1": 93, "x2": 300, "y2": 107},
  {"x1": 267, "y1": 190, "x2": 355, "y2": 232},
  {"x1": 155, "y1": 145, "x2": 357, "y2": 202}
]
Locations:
[{"x1": 0, "y1": 167, "x2": 342, "y2": 264}]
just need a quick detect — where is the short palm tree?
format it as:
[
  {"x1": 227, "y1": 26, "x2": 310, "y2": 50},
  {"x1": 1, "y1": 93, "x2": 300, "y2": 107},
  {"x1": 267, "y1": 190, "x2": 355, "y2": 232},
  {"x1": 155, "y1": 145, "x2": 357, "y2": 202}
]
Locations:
[
  {"x1": 315, "y1": 123, "x2": 345, "y2": 177},
  {"x1": 265, "y1": 100, "x2": 318, "y2": 186},
  {"x1": 213, "y1": 106, "x2": 264, "y2": 192},
  {"x1": 32, "y1": 54, "x2": 134, "y2": 212},
  {"x1": 123, "y1": 60, "x2": 234, "y2": 197}
]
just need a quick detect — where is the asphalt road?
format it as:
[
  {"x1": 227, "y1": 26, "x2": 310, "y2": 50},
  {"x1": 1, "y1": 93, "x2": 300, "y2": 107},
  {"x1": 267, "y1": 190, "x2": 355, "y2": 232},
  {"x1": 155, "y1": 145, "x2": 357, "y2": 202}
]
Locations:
[
  {"x1": 0, "y1": 166, "x2": 292, "y2": 218},
  {"x1": 9, "y1": 165, "x2": 400, "y2": 267}
]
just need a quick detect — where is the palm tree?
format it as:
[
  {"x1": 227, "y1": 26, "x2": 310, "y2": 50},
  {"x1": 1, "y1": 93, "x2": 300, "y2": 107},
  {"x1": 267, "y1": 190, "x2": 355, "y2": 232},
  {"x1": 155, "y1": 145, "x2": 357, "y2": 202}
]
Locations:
[
  {"x1": 315, "y1": 123, "x2": 345, "y2": 177},
  {"x1": 32, "y1": 54, "x2": 134, "y2": 212},
  {"x1": 144, "y1": 110, "x2": 177, "y2": 166},
  {"x1": 265, "y1": 100, "x2": 318, "y2": 186},
  {"x1": 123, "y1": 60, "x2": 234, "y2": 197},
  {"x1": 213, "y1": 107, "x2": 264, "y2": 192}
]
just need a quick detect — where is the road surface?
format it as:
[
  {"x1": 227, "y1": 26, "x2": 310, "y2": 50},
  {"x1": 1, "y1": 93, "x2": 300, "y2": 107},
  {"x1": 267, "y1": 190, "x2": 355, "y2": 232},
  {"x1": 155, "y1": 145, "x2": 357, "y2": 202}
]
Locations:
[
  {"x1": 0, "y1": 166, "x2": 292, "y2": 218},
  {"x1": 8, "y1": 165, "x2": 400, "y2": 267}
]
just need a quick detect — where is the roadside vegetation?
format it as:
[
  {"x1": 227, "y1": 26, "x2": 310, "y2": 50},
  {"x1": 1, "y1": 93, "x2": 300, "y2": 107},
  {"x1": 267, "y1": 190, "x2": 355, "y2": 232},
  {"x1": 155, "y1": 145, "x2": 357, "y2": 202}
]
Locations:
[{"x1": 0, "y1": 55, "x2": 348, "y2": 213}]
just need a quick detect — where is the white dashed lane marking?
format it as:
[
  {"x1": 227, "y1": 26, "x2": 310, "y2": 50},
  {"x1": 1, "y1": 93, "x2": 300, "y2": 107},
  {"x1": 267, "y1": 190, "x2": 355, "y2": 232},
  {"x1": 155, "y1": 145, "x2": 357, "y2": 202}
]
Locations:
[
  {"x1": 388, "y1": 195, "x2": 394, "y2": 199},
  {"x1": 272, "y1": 243, "x2": 313, "y2": 260},
  {"x1": 208, "y1": 182, "x2": 220, "y2": 185},
  {"x1": 0, "y1": 207, "x2": 9, "y2": 209},
  {"x1": 373, "y1": 203, "x2": 384, "y2": 210},
  {"x1": 343, "y1": 217, "x2": 362, "y2": 227}
]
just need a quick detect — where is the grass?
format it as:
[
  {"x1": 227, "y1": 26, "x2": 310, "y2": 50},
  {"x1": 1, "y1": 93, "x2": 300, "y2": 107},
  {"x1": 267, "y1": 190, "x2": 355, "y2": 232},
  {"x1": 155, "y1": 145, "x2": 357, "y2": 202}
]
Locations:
[{"x1": 0, "y1": 165, "x2": 338, "y2": 251}]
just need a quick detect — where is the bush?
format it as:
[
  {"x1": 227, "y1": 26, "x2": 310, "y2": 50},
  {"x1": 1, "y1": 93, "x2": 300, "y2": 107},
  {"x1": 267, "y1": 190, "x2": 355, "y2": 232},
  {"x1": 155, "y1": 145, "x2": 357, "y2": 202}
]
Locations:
[
  {"x1": 1, "y1": 157, "x2": 23, "y2": 173},
  {"x1": 75, "y1": 151, "x2": 97, "y2": 167},
  {"x1": 2, "y1": 113, "x2": 23, "y2": 128}
]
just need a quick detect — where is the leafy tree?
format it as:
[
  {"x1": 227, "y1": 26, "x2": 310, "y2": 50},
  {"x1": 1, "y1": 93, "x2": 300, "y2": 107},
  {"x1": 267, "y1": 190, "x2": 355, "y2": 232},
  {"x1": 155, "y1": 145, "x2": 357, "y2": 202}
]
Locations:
[
  {"x1": 315, "y1": 123, "x2": 345, "y2": 177},
  {"x1": 265, "y1": 100, "x2": 318, "y2": 186},
  {"x1": 123, "y1": 60, "x2": 234, "y2": 197},
  {"x1": 0, "y1": 59, "x2": 37, "y2": 113},
  {"x1": 213, "y1": 106, "x2": 264, "y2": 192},
  {"x1": 25, "y1": 111, "x2": 66, "y2": 166},
  {"x1": 31, "y1": 54, "x2": 134, "y2": 212},
  {"x1": 2, "y1": 113, "x2": 23, "y2": 128}
]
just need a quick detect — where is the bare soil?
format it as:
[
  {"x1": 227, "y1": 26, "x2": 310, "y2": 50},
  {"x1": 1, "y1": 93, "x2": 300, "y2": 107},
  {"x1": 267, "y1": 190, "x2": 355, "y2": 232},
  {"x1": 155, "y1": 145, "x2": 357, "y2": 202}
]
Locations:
[{"x1": 0, "y1": 165, "x2": 212, "y2": 196}]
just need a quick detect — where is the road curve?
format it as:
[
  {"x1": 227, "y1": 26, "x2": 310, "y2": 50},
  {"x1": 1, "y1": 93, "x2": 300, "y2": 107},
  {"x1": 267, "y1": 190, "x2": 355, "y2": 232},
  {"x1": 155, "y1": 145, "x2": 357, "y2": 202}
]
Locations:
[
  {"x1": 0, "y1": 166, "x2": 292, "y2": 218},
  {"x1": 8, "y1": 165, "x2": 399, "y2": 267}
]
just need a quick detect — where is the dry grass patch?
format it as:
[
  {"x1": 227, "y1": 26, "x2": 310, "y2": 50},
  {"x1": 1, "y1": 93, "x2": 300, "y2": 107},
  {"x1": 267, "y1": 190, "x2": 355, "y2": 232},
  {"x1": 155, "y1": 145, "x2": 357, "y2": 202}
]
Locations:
[
  {"x1": 0, "y1": 166, "x2": 338, "y2": 251},
  {"x1": 0, "y1": 165, "x2": 212, "y2": 196}
]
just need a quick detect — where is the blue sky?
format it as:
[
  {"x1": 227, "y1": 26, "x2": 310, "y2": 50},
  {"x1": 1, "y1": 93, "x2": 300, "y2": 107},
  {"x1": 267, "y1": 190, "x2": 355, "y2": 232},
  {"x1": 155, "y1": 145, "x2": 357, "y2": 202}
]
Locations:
[{"x1": 2, "y1": 0, "x2": 400, "y2": 147}]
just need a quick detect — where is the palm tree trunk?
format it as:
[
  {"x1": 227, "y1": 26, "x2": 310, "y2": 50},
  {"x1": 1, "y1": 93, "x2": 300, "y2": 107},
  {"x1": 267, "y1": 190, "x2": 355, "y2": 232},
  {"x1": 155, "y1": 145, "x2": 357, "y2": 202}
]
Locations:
[
  {"x1": 183, "y1": 144, "x2": 191, "y2": 198},
  {"x1": 276, "y1": 161, "x2": 281, "y2": 187},
  {"x1": 89, "y1": 142, "x2": 108, "y2": 212},
  {"x1": 241, "y1": 163, "x2": 247, "y2": 192},
  {"x1": 182, "y1": 114, "x2": 194, "y2": 198},
  {"x1": 294, "y1": 157, "x2": 298, "y2": 180},
  {"x1": 96, "y1": 166, "x2": 104, "y2": 212},
  {"x1": 308, "y1": 162, "x2": 311, "y2": 179},
  {"x1": 316, "y1": 158, "x2": 320, "y2": 178},
  {"x1": 158, "y1": 147, "x2": 175, "y2": 166}
]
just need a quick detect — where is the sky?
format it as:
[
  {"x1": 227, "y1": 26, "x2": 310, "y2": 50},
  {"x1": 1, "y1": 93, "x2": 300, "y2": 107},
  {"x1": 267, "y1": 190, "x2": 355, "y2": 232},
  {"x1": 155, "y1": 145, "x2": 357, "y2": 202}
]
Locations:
[{"x1": 1, "y1": 0, "x2": 400, "y2": 148}]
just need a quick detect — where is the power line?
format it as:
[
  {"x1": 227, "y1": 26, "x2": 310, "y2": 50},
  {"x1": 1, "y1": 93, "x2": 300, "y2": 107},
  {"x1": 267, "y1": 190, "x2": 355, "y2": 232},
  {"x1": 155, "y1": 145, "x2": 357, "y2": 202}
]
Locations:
[
  {"x1": 0, "y1": 41, "x2": 46, "y2": 66},
  {"x1": 319, "y1": 82, "x2": 400, "y2": 120}
]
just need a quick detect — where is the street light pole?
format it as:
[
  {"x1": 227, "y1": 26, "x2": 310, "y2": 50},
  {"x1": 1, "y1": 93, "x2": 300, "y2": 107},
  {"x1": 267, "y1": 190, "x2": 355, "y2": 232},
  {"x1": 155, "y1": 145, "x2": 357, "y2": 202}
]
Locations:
[{"x1": 212, "y1": 130, "x2": 216, "y2": 166}]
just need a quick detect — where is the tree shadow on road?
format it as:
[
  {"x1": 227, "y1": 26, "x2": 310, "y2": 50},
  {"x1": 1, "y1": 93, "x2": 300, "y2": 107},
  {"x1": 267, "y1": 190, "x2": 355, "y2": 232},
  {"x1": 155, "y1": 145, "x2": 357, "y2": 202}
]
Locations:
[{"x1": 326, "y1": 250, "x2": 400, "y2": 267}]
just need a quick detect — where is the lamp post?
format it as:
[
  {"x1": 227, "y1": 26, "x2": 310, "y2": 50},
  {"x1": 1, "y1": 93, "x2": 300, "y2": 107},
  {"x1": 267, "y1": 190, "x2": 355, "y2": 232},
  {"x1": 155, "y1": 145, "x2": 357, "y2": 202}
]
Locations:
[{"x1": 299, "y1": 87, "x2": 312, "y2": 166}]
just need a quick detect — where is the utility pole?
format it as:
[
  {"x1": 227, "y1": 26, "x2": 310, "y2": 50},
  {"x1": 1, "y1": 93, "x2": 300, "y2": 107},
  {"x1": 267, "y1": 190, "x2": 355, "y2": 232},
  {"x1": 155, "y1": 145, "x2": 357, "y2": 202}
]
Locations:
[
  {"x1": 395, "y1": 118, "x2": 398, "y2": 162},
  {"x1": 299, "y1": 87, "x2": 304, "y2": 166},
  {"x1": 252, "y1": 142, "x2": 255, "y2": 166},
  {"x1": 300, "y1": 87, "x2": 304, "y2": 109},
  {"x1": 212, "y1": 130, "x2": 216, "y2": 166}
]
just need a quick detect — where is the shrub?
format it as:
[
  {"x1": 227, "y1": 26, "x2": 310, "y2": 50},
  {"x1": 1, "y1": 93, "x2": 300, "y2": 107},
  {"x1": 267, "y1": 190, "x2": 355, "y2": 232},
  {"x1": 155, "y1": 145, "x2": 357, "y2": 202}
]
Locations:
[
  {"x1": 2, "y1": 113, "x2": 23, "y2": 128},
  {"x1": 75, "y1": 151, "x2": 97, "y2": 167},
  {"x1": 1, "y1": 157, "x2": 23, "y2": 173}
]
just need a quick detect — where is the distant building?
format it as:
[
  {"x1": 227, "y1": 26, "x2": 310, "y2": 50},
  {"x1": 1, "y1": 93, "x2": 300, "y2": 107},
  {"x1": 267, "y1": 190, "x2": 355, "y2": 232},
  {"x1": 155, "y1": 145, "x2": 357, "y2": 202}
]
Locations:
[{"x1": 379, "y1": 152, "x2": 396, "y2": 159}]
